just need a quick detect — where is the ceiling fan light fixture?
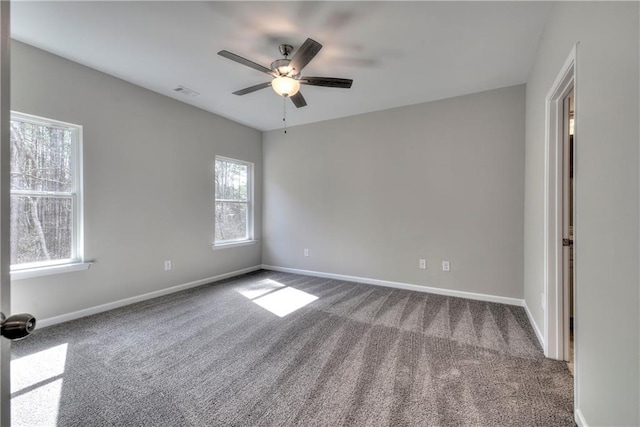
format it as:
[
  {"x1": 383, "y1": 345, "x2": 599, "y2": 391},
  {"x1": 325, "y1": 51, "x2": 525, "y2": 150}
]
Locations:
[{"x1": 272, "y1": 76, "x2": 300, "y2": 97}]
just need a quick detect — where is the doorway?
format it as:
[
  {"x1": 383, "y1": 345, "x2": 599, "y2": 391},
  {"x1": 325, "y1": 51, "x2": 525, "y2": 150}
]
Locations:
[
  {"x1": 543, "y1": 45, "x2": 577, "y2": 365},
  {"x1": 562, "y1": 89, "x2": 575, "y2": 374}
]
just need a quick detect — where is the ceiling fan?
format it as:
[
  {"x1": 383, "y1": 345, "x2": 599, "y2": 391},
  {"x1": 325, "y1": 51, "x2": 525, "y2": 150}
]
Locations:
[{"x1": 217, "y1": 38, "x2": 353, "y2": 108}]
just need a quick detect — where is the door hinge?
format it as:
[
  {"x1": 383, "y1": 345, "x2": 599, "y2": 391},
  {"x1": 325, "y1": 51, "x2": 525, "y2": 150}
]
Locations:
[{"x1": 562, "y1": 238, "x2": 574, "y2": 247}]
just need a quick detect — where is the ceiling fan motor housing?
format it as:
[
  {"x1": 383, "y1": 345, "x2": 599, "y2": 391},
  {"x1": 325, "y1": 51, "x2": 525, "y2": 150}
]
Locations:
[{"x1": 271, "y1": 58, "x2": 297, "y2": 77}]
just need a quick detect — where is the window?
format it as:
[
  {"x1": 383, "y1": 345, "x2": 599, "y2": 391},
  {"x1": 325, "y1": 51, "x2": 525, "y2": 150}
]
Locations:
[
  {"x1": 9, "y1": 112, "x2": 84, "y2": 272},
  {"x1": 214, "y1": 156, "x2": 253, "y2": 246}
]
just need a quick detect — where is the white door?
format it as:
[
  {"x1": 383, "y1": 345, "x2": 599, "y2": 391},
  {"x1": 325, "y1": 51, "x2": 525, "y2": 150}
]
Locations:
[
  {"x1": 0, "y1": 3, "x2": 37, "y2": 425},
  {"x1": 0, "y1": 2, "x2": 10, "y2": 424}
]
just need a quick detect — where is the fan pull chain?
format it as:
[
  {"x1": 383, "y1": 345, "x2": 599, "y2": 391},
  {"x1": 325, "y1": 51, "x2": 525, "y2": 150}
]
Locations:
[{"x1": 282, "y1": 97, "x2": 288, "y2": 134}]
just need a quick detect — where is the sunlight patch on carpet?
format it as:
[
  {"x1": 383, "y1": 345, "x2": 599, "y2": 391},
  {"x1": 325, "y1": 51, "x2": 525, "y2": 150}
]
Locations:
[
  {"x1": 236, "y1": 278, "x2": 285, "y2": 299},
  {"x1": 236, "y1": 279, "x2": 319, "y2": 317},
  {"x1": 253, "y1": 286, "x2": 318, "y2": 317},
  {"x1": 11, "y1": 343, "x2": 68, "y2": 427}
]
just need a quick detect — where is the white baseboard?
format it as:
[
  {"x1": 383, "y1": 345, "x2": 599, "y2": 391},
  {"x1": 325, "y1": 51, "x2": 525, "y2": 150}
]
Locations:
[
  {"x1": 37, "y1": 265, "x2": 262, "y2": 329},
  {"x1": 523, "y1": 300, "x2": 545, "y2": 348},
  {"x1": 575, "y1": 409, "x2": 588, "y2": 427},
  {"x1": 261, "y1": 264, "x2": 524, "y2": 307}
]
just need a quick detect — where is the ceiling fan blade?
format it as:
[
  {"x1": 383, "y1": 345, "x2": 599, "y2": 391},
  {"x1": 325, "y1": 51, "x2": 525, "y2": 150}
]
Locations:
[
  {"x1": 232, "y1": 82, "x2": 272, "y2": 96},
  {"x1": 289, "y1": 38, "x2": 322, "y2": 74},
  {"x1": 218, "y1": 50, "x2": 274, "y2": 75},
  {"x1": 300, "y1": 77, "x2": 353, "y2": 89},
  {"x1": 290, "y1": 91, "x2": 307, "y2": 108}
]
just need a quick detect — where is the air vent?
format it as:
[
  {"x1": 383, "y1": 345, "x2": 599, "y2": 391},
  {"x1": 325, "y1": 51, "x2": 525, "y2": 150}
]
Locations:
[{"x1": 173, "y1": 86, "x2": 200, "y2": 97}]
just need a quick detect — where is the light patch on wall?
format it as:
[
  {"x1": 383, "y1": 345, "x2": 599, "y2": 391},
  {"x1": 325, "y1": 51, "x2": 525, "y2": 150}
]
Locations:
[
  {"x1": 236, "y1": 279, "x2": 318, "y2": 317},
  {"x1": 11, "y1": 343, "x2": 68, "y2": 426}
]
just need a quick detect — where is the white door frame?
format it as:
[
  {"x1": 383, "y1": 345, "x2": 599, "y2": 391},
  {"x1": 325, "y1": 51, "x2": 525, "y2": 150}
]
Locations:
[
  {"x1": 543, "y1": 45, "x2": 577, "y2": 361},
  {"x1": 0, "y1": 1, "x2": 10, "y2": 426}
]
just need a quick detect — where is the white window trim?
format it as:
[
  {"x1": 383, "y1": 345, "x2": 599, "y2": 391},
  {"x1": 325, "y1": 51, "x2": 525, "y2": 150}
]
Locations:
[
  {"x1": 9, "y1": 111, "x2": 85, "y2": 275},
  {"x1": 11, "y1": 261, "x2": 92, "y2": 281},
  {"x1": 213, "y1": 156, "x2": 254, "y2": 247},
  {"x1": 211, "y1": 240, "x2": 258, "y2": 250}
]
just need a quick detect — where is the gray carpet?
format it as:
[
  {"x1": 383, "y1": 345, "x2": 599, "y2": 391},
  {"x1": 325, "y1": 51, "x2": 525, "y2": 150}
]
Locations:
[{"x1": 12, "y1": 270, "x2": 574, "y2": 426}]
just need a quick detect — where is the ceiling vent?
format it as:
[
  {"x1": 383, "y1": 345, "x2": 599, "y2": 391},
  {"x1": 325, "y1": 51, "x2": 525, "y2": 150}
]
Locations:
[{"x1": 173, "y1": 85, "x2": 200, "y2": 97}]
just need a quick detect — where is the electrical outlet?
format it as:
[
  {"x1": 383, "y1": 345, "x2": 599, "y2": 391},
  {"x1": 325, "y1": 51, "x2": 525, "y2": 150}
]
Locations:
[
  {"x1": 164, "y1": 260, "x2": 172, "y2": 271},
  {"x1": 419, "y1": 259, "x2": 427, "y2": 269},
  {"x1": 442, "y1": 261, "x2": 450, "y2": 272},
  {"x1": 304, "y1": 248, "x2": 309, "y2": 257}
]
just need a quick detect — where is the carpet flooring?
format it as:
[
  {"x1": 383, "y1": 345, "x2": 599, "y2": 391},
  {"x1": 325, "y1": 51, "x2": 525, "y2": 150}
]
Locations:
[{"x1": 12, "y1": 270, "x2": 574, "y2": 426}]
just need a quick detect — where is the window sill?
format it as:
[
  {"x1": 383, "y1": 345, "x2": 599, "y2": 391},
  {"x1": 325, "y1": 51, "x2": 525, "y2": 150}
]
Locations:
[
  {"x1": 212, "y1": 240, "x2": 258, "y2": 250},
  {"x1": 11, "y1": 262, "x2": 93, "y2": 281}
]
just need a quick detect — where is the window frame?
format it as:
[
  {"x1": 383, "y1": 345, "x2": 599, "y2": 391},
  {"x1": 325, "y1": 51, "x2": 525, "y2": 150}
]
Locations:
[
  {"x1": 9, "y1": 111, "x2": 88, "y2": 278},
  {"x1": 213, "y1": 155, "x2": 255, "y2": 248}
]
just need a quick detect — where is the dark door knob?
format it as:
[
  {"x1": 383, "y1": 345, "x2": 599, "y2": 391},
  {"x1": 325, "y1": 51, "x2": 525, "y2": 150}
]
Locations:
[{"x1": 0, "y1": 313, "x2": 36, "y2": 340}]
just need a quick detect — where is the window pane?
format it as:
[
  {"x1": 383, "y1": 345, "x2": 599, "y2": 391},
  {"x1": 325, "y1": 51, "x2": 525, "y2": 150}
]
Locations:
[
  {"x1": 10, "y1": 196, "x2": 73, "y2": 265},
  {"x1": 215, "y1": 159, "x2": 248, "y2": 201},
  {"x1": 10, "y1": 119, "x2": 73, "y2": 192},
  {"x1": 215, "y1": 202, "x2": 247, "y2": 241}
]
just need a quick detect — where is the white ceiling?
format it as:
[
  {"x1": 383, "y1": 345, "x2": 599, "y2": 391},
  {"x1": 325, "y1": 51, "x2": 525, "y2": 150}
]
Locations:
[{"x1": 11, "y1": 1, "x2": 553, "y2": 131}]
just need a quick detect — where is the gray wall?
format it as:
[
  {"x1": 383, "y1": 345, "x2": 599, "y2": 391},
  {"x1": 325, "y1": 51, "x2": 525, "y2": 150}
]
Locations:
[
  {"x1": 523, "y1": 2, "x2": 639, "y2": 425},
  {"x1": 263, "y1": 85, "x2": 525, "y2": 299},
  {"x1": 11, "y1": 41, "x2": 262, "y2": 321}
]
